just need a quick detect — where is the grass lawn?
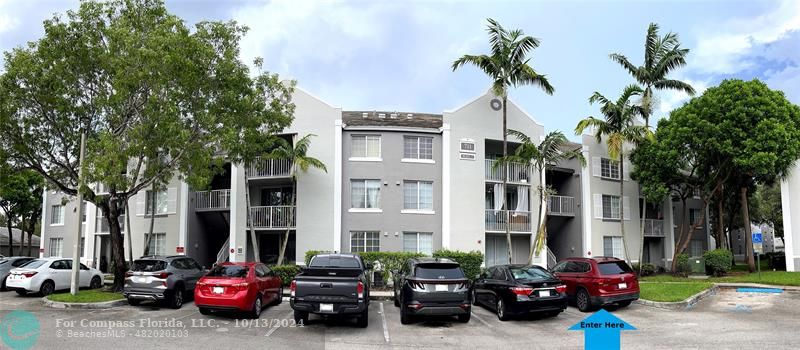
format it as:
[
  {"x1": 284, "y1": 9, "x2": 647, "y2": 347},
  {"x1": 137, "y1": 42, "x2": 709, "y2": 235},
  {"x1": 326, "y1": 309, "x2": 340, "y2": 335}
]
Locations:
[
  {"x1": 641, "y1": 271, "x2": 800, "y2": 286},
  {"x1": 639, "y1": 282, "x2": 712, "y2": 302},
  {"x1": 48, "y1": 289, "x2": 125, "y2": 303}
]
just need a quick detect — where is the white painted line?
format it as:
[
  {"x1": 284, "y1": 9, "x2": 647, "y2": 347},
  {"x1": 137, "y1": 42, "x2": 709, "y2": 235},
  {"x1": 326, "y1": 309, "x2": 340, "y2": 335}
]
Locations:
[
  {"x1": 174, "y1": 311, "x2": 198, "y2": 320},
  {"x1": 379, "y1": 302, "x2": 390, "y2": 343},
  {"x1": 470, "y1": 311, "x2": 492, "y2": 328},
  {"x1": 265, "y1": 311, "x2": 293, "y2": 337}
]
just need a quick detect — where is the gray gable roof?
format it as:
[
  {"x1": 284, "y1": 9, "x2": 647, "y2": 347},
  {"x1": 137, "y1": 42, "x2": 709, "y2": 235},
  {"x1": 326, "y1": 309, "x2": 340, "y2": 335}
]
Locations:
[
  {"x1": 0, "y1": 228, "x2": 41, "y2": 246},
  {"x1": 342, "y1": 111, "x2": 443, "y2": 130}
]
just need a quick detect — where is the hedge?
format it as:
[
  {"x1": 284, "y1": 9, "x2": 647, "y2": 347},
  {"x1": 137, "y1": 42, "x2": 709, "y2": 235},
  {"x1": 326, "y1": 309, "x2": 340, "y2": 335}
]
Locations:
[
  {"x1": 703, "y1": 249, "x2": 733, "y2": 277},
  {"x1": 432, "y1": 250, "x2": 484, "y2": 281},
  {"x1": 632, "y1": 263, "x2": 658, "y2": 277},
  {"x1": 301, "y1": 250, "x2": 485, "y2": 282},
  {"x1": 270, "y1": 265, "x2": 302, "y2": 287},
  {"x1": 674, "y1": 253, "x2": 691, "y2": 277}
]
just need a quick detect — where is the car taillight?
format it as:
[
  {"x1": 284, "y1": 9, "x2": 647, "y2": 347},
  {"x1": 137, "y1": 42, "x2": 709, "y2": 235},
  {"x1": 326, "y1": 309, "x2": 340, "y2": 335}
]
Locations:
[
  {"x1": 196, "y1": 281, "x2": 206, "y2": 287},
  {"x1": 408, "y1": 281, "x2": 426, "y2": 291},
  {"x1": 157, "y1": 272, "x2": 172, "y2": 279},
  {"x1": 510, "y1": 287, "x2": 534, "y2": 296},
  {"x1": 22, "y1": 272, "x2": 38, "y2": 278},
  {"x1": 555, "y1": 285, "x2": 567, "y2": 293},
  {"x1": 357, "y1": 281, "x2": 364, "y2": 299},
  {"x1": 290, "y1": 280, "x2": 296, "y2": 297},
  {"x1": 232, "y1": 282, "x2": 249, "y2": 291}
]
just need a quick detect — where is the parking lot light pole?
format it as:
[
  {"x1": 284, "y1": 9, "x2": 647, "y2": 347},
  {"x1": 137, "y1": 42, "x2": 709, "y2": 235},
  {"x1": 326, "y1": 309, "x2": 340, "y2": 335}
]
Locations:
[{"x1": 70, "y1": 132, "x2": 86, "y2": 295}]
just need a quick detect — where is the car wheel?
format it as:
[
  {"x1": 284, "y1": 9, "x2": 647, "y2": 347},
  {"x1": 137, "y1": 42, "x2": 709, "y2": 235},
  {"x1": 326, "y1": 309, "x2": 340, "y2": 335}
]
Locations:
[
  {"x1": 169, "y1": 287, "x2": 184, "y2": 309},
  {"x1": 249, "y1": 294, "x2": 263, "y2": 319},
  {"x1": 393, "y1": 290, "x2": 400, "y2": 307},
  {"x1": 1, "y1": 278, "x2": 6, "y2": 291},
  {"x1": 471, "y1": 289, "x2": 478, "y2": 306},
  {"x1": 496, "y1": 297, "x2": 510, "y2": 321},
  {"x1": 576, "y1": 288, "x2": 593, "y2": 312},
  {"x1": 199, "y1": 307, "x2": 211, "y2": 315},
  {"x1": 458, "y1": 311, "x2": 471, "y2": 323},
  {"x1": 617, "y1": 300, "x2": 632, "y2": 308},
  {"x1": 356, "y1": 308, "x2": 368, "y2": 328},
  {"x1": 90, "y1": 276, "x2": 102, "y2": 289},
  {"x1": 40, "y1": 280, "x2": 55, "y2": 296},
  {"x1": 293, "y1": 310, "x2": 309, "y2": 325},
  {"x1": 127, "y1": 298, "x2": 141, "y2": 306},
  {"x1": 273, "y1": 287, "x2": 283, "y2": 305},
  {"x1": 16, "y1": 290, "x2": 27, "y2": 296},
  {"x1": 400, "y1": 303, "x2": 412, "y2": 325}
]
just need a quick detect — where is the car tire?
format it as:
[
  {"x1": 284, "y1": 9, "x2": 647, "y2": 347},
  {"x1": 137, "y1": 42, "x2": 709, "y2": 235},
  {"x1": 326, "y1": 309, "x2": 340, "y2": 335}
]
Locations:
[
  {"x1": 249, "y1": 294, "x2": 263, "y2": 319},
  {"x1": 576, "y1": 288, "x2": 593, "y2": 312},
  {"x1": 168, "y1": 287, "x2": 184, "y2": 309},
  {"x1": 16, "y1": 290, "x2": 27, "y2": 296},
  {"x1": 90, "y1": 276, "x2": 102, "y2": 289},
  {"x1": 1, "y1": 279, "x2": 6, "y2": 291},
  {"x1": 273, "y1": 287, "x2": 283, "y2": 305},
  {"x1": 356, "y1": 308, "x2": 368, "y2": 328},
  {"x1": 458, "y1": 311, "x2": 471, "y2": 323},
  {"x1": 40, "y1": 280, "x2": 55, "y2": 296},
  {"x1": 400, "y1": 303, "x2": 412, "y2": 325},
  {"x1": 496, "y1": 297, "x2": 510, "y2": 321},
  {"x1": 617, "y1": 300, "x2": 632, "y2": 308},
  {"x1": 199, "y1": 307, "x2": 211, "y2": 315},
  {"x1": 471, "y1": 289, "x2": 478, "y2": 306},
  {"x1": 127, "y1": 298, "x2": 141, "y2": 306},
  {"x1": 293, "y1": 310, "x2": 309, "y2": 325},
  {"x1": 393, "y1": 291, "x2": 400, "y2": 307}
]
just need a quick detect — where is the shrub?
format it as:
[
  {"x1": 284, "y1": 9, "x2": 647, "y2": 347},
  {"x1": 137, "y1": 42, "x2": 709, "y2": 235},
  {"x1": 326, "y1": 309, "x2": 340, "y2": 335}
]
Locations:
[
  {"x1": 674, "y1": 253, "x2": 691, "y2": 276},
  {"x1": 432, "y1": 250, "x2": 484, "y2": 281},
  {"x1": 303, "y1": 250, "x2": 423, "y2": 282},
  {"x1": 632, "y1": 263, "x2": 658, "y2": 277},
  {"x1": 703, "y1": 249, "x2": 733, "y2": 277},
  {"x1": 270, "y1": 265, "x2": 302, "y2": 287}
]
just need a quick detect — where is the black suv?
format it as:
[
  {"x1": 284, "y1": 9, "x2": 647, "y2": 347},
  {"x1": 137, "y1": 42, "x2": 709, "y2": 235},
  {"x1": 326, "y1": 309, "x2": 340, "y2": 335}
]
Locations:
[{"x1": 392, "y1": 258, "x2": 471, "y2": 324}]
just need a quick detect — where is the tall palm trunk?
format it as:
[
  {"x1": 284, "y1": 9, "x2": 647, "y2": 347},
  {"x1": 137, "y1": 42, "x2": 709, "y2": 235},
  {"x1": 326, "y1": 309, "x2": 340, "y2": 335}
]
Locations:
[
  {"x1": 125, "y1": 200, "x2": 133, "y2": 262},
  {"x1": 244, "y1": 173, "x2": 260, "y2": 263},
  {"x1": 143, "y1": 183, "x2": 156, "y2": 255},
  {"x1": 619, "y1": 153, "x2": 630, "y2": 264},
  {"x1": 502, "y1": 97, "x2": 513, "y2": 264},
  {"x1": 529, "y1": 166, "x2": 548, "y2": 265},
  {"x1": 740, "y1": 187, "x2": 755, "y2": 272},
  {"x1": 276, "y1": 177, "x2": 295, "y2": 265}
]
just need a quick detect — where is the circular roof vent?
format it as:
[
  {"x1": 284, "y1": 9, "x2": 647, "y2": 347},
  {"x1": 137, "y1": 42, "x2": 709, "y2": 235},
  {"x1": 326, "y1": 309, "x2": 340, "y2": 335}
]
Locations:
[{"x1": 490, "y1": 98, "x2": 502, "y2": 111}]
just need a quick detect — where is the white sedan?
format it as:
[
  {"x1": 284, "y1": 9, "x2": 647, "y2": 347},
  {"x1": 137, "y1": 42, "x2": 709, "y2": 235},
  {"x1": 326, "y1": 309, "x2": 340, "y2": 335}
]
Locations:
[{"x1": 6, "y1": 257, "x2": 104, "y2": 296}]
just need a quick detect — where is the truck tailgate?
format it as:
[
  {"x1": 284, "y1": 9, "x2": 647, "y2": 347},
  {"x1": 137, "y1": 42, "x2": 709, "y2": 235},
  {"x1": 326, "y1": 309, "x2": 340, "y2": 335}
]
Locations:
[{"x1": 294, "y1": 274, "x2": 360, "y2": 302}]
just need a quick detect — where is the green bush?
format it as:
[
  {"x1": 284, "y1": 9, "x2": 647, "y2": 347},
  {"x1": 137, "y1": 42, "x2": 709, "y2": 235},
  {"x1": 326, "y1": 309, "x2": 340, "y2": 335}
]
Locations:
[
  {"x1": 433, "y1": 250, "x2": 484, "y2": 281},
  {"x1": 674, "y1": 253, "x2": 691, "y2": 277},
  {"x1": 303, "y1": 250, "x2": 423, "y2": 282},
  {"x1": 632, "y1": 263, "x2": 658, "y2": 277},
  {"x1": 270, "y1": 265, "x2": 302, "y2": 287},
  {"x1": 703, "y1": 249, "x2": 733, "y2": 277}
]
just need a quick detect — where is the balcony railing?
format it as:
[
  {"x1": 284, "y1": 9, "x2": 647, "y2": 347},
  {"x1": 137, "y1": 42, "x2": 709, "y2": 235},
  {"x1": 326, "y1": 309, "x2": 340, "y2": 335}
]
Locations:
[
  {"x1": 547, "y1": 195, "x2": 576, "y2": 216},
  {"x1": 642, "y1": 219, "x2": 665, "y2": 237},
  {"x1": 194, "y1": 189, "x2": 231, "y2": 211},
  {"x1": 485, "y1": 209, "x2": 532, "y2": 232},
  {"x1": 485, "y1": 159, "x2": 533, "y2": 184},
  {"x1": 250, "y1": 206, "x2": 296, "y2": 229},
  {"x1": 246, "y1": 158, "x2": 292, "y2": 179}
]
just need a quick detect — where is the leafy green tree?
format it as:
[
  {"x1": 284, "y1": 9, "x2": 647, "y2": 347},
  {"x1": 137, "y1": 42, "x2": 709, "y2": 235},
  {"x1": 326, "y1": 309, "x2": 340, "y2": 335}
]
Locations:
[
  {"x1": 0, "y1": 0, "x2": 294, "y2": 290},
  {"x1": 750, "y1": 183, "x2": 783, "y2": 240},
  {"x1": 575, "y1": 85, "x2": 650, "y2": 265},
  {"x1": 453, "y1": 18, "x2": 554, "y2": 263},
  {"x1": 266, "y1": 134, "x2": 327, "y2": 265},
  {"x1": 496, "y1": 130, "x2": 584, "y2": 264}
]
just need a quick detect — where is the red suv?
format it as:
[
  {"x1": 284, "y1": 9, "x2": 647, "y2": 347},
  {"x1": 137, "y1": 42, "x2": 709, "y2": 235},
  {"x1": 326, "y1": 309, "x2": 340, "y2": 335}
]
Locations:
[
  {"x1": 194, "y1": 262, "x2": 283, "y2": 318},
  {"x1": 551, "y1": 257, "x2": 639, "y2": 312}
]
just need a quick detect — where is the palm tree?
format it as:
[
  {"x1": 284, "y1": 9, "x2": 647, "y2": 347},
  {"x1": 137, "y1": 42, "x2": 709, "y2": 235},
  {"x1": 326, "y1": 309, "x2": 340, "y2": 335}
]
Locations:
[
  {"x1": 452, "y1": 18, "x2": 554, "y2": 264},
  {"x1": 610, "y1": 23, "x2": 694, "y2": 270},
  {"x1": 268, "y1": 134, "x2": 327, "y2": 265},
  {"x1": 575, "y1": 85, "x2": 651, "y2": 265},
  {"x1": 496, "y1": 130, "x2": 585, "y2": 264}
]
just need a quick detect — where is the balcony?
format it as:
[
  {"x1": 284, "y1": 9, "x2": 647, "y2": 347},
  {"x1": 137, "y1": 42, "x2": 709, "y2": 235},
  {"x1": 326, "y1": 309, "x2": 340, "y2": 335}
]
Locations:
[
  {"x1": 249, "y1": 206, "x2": 296, "y2": 229},
  {"x1": 245, "y1": 158, "x2": 292, "y2": 179},
  {"x1": 485, "y1": 159, "x2": 533, "y2": 184},
  {"x1": 485, "y1": 209, "x2": 532, "y2": 232},
  {"x1": 642, "y1": 219, "x2": 665, "y2": 237},
  {"x1": 547, "y1": 195, "x2": 576, "y2": 217},
  {"x1": 194, "y1": 189, "x2": 231, "y2": 211}
]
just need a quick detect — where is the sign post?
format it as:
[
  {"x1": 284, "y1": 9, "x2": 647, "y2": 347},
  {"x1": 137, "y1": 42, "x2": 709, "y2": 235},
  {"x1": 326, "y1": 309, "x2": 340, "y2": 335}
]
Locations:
[{"x1": 752, "y1": 231, "x2": 763, "y2": 280}]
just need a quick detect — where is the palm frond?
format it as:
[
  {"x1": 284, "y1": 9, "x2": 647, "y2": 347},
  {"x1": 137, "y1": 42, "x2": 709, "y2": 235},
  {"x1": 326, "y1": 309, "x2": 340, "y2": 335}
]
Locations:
[
  {"x1": 452, "y1": 54, "x2": 499, "y2": 78},
  {"x1": 511, "y1": 63, "x2": 554, "y2": 94},
  {"x1": 606, "y1": 132, "x2": 624, "y2": 160},
  {"x1": 653, "y1": 78, "x2": 695, "y2": 95},
  {"x1": 506, "y1": 129, "x2": 532, "y2": 144},
  {"x1": 574, "y1": 117, "x2": 608, "y2": 140},
  {"x1": 485, "y1": 18, "x2": 507, "y2": 56},
  {"x1": 617, "y1": 84, "x2": 644, "y2": 106},
  {"x1": 609, "y1": 53, "x2": 645, "y2": 82},
  {"x1": 644, "y1": 23, "x2": 660, "y2": 69},
  {"x1": 588, "y1": 91, "x2": 612, "y2": 106},
  {"x1": 509, "y1": 35, "x2": 541, "y2": 65}
]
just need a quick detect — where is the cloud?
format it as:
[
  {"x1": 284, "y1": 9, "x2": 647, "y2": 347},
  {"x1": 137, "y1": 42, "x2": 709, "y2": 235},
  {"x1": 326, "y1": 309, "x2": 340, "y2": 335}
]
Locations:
[{"x1": 657, "y1": 78, "x2": 710, "y2": 116}]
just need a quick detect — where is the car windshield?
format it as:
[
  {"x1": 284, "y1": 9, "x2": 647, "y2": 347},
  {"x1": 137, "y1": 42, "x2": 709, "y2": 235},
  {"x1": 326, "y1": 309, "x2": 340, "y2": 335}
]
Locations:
[
  {"x1": 131, "y1": 260, "x2": 167, "y2": 272},
  {"x1": 598, "y1": 261, "x2": 633, "y2": 275},
  {"x1": 414, "y1": 265, "x2": 464, "y2": 279},
  {"x1": 206, "y1": 265, "x2": 249, "y2": 278},
  {"x1": 510, "y1": 267, "x2": 553, "y2": 281},
  {"x1": 309, "y1": 256, "x2": 360, "y2": 268},
  {"x1": 20, "y1": 259, "x2": 46, "y2": 269}
]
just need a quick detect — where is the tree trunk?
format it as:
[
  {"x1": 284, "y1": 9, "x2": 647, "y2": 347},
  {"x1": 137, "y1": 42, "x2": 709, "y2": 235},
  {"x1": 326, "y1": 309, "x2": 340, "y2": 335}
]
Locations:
[
  {"x1": 27, "y1": 231, "x2": 34, "y2": 257},
  {"x1": 671, "y1": 198, "x2": 689, "y2": 272},
  {"x1": 717, "y1": 187, "x2": 725, "y2": 249},
  {"x1": 19, "y1": 217, "x2": 25, "y2": 256},
  {"x1": 740, "y1": 186, "x2": 756, "y2": 272},
  {"x1": 143, "y1": 183, "x2": 157, "y2": 256},
  {"x1": 619, "y1": 153, "x2": 630, "y2": 265},
  {"x1": 125, "y1": 200, "x2": 133, "y2": 262},
  {"x1": 276, "y1": 178, "x2": 295, "y2": 265},
  {"x1": 101, "y1": 200, "x2": 127, "y2": 292},
  {"x1": 502, "y1": 97, "x2": 512, "y2": 264},
  {"x1": 6, "y1": 217, "x2": 13, "y2": 256},
  {"x1": 529, "y1": 166, "x2": 547, "y2": 265},
  {"x1": 639, "y1": 198, "x2": 646, "y2": 273},
  {"x1": 244, "y1": 174, "x2": 260, "y2": 263}
]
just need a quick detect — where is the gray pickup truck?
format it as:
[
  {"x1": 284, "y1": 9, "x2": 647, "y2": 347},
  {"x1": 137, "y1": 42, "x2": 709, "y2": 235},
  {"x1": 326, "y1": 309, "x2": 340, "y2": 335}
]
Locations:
[{"x1": 290, "y1": 254, "x2": 372, "y2": 327}]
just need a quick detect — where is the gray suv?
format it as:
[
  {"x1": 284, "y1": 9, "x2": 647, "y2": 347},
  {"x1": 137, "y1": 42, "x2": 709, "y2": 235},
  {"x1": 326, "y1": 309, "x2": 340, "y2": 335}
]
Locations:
[
  {"x1": 0, "y1": 257, "x2": 36, "y2": 291},
  {"x1": 123, "y1": 256, "x2": 205, "y2": 309}
]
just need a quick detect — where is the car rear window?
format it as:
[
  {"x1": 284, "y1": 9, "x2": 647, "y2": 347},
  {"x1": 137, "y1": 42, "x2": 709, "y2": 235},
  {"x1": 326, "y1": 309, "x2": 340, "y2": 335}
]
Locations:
[
  {"x1": 131, "y1": 260, "x2": 167, "y2": 272},
  {"x1": 206, "y1": 265, "x2": 249, "y2": 277},
  {"x1": 510, "y1": 267, "x2": 553, "y2": 281},
  {"x1": 309, "y1": 256, "x2": 360, "y2": 268},
  {"x1": 414, "y1": 265, "x2": 465, "y2": 279},
  {"x1": 20, "y1": 259, "x2": 46, "y2": 269},
  {"x1": 598, "y1": 261, "x2": 633, "y2": 275}
]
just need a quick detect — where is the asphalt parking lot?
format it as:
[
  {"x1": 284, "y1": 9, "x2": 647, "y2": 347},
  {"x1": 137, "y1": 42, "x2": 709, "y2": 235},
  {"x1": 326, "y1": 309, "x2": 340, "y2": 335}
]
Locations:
[{"x1": 1, "y1": 289, "x2": 799, "y2": 349}]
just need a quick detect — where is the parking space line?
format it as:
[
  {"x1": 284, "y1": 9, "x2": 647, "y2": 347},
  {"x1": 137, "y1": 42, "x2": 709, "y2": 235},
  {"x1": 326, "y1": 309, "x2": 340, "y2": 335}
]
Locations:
[
  {"x1": 379, "y1": 302, "x2": 390, "y2": 343},
  {"x1": 173, "y1": 311, "x2": 198, "y2": 320},
  {"x1": 470, "y1": 311, "x2": 493, "y2": 328},
  {"x1": 264, "y1": 311, "x2": 293, "y2": 337}
]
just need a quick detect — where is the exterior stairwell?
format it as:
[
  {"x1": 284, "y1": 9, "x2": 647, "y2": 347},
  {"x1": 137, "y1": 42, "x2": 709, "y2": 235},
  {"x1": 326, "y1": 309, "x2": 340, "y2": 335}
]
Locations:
[{"x1": 216, "y1": 212, "x2": 230, "y2": 264}]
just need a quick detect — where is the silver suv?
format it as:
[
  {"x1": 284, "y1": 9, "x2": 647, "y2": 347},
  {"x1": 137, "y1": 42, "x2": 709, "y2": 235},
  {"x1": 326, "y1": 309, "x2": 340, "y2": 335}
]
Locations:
[{"x1": 123, "y1": 256, "x2": 205, "y2": 309}]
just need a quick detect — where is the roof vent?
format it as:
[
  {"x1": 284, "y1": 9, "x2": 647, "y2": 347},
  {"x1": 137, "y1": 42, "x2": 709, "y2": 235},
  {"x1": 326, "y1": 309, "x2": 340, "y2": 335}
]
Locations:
[
  {"x1": 390, "y1": 113, "x2": 398, "y2": 119},
  {"x1": 378, "y1": 113, "x2": 386, "y2": 119},
  {"x1": 361, "y1": 112, "x2": 368, "y2": 118},
  {"x1": 406, "y1": 113, "x2": 414, "y2": 119}
]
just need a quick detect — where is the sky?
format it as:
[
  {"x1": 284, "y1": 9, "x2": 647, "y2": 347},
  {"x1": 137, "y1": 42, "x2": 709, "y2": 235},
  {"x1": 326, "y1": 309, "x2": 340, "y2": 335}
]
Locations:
[{"x1": 1, "y1": 0, "x2": 798, "y2": 141}]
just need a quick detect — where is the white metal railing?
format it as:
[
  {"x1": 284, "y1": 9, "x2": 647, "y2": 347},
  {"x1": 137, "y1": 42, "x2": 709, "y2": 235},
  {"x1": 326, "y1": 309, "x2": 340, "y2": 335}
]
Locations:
[
  {"x1": 194, "y1": 189, "x2": 231, "y2": 210},
  {"x1": 485, "y1": 159, "x2": 533, "y2": 184},
  {"x1": 485, "y1": 210, "x2": 532, "y2": 232},
  {"x1": 250, "y1": 206, "x2": 296, "y2": 229},
  {"x1": 246, "y1": 158, "x2": 292, "y2": 178},
  {"x1": 547, "y1": 195, "x2": 576, "y2": 216},
  {"x1": 216, "y1": 237, "x2": 230, "y2": 263},
  {"x1": 642, "y1": 219, "x2": 665, "y2": 237},
  {"x1": 546, "y1": 247, "x2": 558, "y2": 269}
]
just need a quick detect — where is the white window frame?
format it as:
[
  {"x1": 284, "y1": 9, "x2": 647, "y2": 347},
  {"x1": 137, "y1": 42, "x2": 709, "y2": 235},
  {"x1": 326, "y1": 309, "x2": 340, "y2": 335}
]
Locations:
[
  {"x1": 602, "y1": 195, "x2": 621, "y2": 220},
  {"x1": 50, "y1": 205, "x2": 64, "y2": 226},
  {"x1": 349, "y1": 179, "x2": 382, "y2": 212},
  {"x1": 49, "y1": 237, "x2": 64, "y2": 257},
  {"x1": 145, "y1": 232, "x2": 167, "y2": 256},
  {"x1": 350, "y1": 231, "x2": 380, "y2": 252},
  {"x1": 402, "y1": 136, "x2": 434, "y2": 163},
  {"x1": 600, "y1": 158, "x2": 621, "y2": 180},
  {"x1": 402, "y1": 180, "x2": 434, "y2": 214},
  {"x1": 603, "y1": 236, "x2": 624, "y2": 259},
  {"x1": 145, "y1": 189, "x2": 169, "y2": 216},
  {"x1": 349, "y1": 135, "x2": 382, "y2": 161},
  {"x1": 403, "y1": 232, "x2": 433, "y2": 255}
]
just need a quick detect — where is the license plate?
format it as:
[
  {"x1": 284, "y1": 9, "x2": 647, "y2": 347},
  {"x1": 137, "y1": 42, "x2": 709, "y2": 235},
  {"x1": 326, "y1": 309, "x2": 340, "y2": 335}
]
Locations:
[
  {"x1": 435, "y1": 284, "x2": 448, "y2": 292},
  {"x1": 320, "y1": 303, "x2": 333, "y2": 312},
  {"x1": 539, "y1": 290, "x2": 551, "y2": 297},
  {"x1": 618, "y1": 283, "x2": 627, "y2": 289},
  {"x1": 213, "y1": 286, "x2": 224, "y2": 294}
]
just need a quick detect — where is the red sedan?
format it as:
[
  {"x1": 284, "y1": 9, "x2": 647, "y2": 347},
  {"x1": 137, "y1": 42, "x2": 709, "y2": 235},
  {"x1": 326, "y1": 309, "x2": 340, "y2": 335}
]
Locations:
[
  {"x1": 194, "y1": 262, "x2": 283, "y2": 318},
  {"x1": 551, "y1": 257, "x2": 639, "y2": 312}
]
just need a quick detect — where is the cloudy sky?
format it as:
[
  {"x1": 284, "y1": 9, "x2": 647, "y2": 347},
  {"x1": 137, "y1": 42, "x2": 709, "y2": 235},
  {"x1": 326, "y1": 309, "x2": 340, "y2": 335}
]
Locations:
[{"x1": 1, "y1": 0, "x2": 798, "y2": 140}]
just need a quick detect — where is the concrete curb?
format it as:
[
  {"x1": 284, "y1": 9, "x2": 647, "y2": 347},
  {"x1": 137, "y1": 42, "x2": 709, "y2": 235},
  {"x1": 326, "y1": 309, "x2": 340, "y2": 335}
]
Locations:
[
  {"x1": 42, "y1": 296, "x2": 128, "y2": 309},
  {"x1": 635, "y1": 285, "x2": 719, "y2": 310}
]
